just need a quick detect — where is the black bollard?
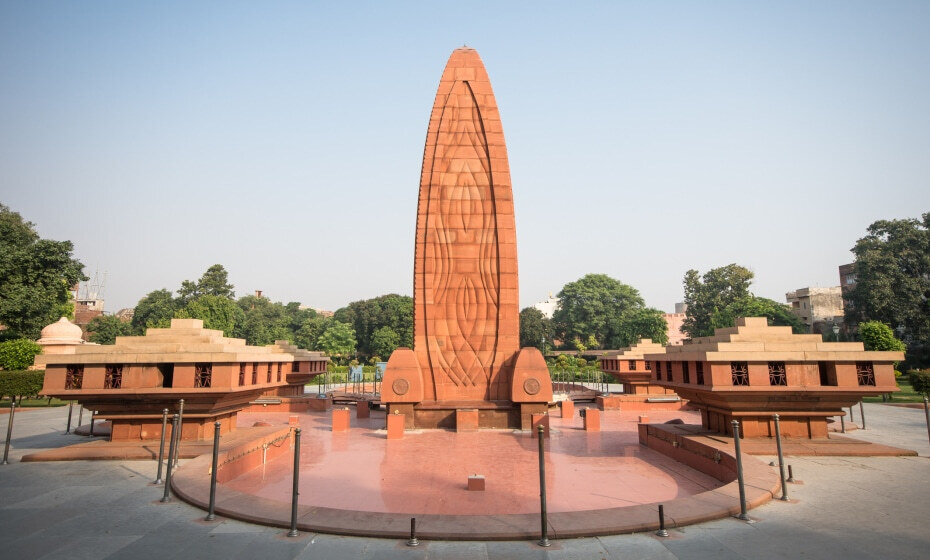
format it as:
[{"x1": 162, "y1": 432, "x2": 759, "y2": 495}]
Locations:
[
  {"x1": 77, "y1": 405, "x2": 84, "y2": 428},
  {"x1": 173, "y1": 399, "x2": 185, "y2": 467},
  {"x1": 840, "y1": 414, "x2": 846, "y2": 433},
  {"x1": 407, "y1": 517, "x2": 419, "y2": 547},
  {"x1": 859, "y1": 401, "x2": 866, "y2": 430},
  {"x1": 89, "y1": 410, "x2": 96, "y2": 437},
  {"x1": 849, "y1": 406, "x2": 854, "y2": 424},
  {"x1": 773, "y1": 414, "x2": 789, "y2": 501},
  {"x1": 154, "y1": 408, "x2": 169, "y2": 484},
  {"x1": 656, "y1": 504, "x2": 669, "y2": 537},
  {"x1": 287, "y1": 427, "x2": 301, "y2": 537},
  {"x1": 787, "y1": 464, "x2": 795, "y2": 483},
  {"x1": 65, "y1": 401, "x2": 74, "y2": 434},
  {"x1": 732, "y1": 420, "x2": 750, "y2": 521},
  {"x1": 2, "y1": 401, "x2": 17, "y2": 465},
  {"x1": 537, "y1": 424, "x2": 551, "y2": 547},
  {"x1": 924, "y1": 397, "x2": 930, "y2": 447},
  {"x1": 161, "y1": 414, "x2": 179, "y2": 502},
  {"x1": 206, "y1": 421, "x2": 221, "y2": 521}
]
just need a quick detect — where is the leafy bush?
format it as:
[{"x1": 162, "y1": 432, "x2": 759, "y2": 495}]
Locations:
[
  {"x1": 0, "y1": 370, "x2": 45, "y2": 400},
  {"x1": 908, "y1": 370, "x2": 930, "y2": 397},
  {"x1": 0, "y1": 339, "x2": 42, "y2": 370}
]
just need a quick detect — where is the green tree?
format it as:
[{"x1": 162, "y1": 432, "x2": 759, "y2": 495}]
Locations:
[
  {"x1": 0, "y1": 204, "x2": 86, "y2": 339},
  {"x1": 234, "y1": 294, "x2": 292, "y2": 345},
  {"x1": 370, "y1": 326, "x2": 401, "y2": 359},
  {"x1": 682, "y1": 264, "x2": 754, "y2": 338},
  {"x1": 858, "y1": 321, "x2": 906, "y2": 352},
  {"x1": 0, "y1": 339, "x2": 42, "y2": 370},
  {"x1": 334, "y1": 294, "x2": 413, "y2": 358},
  {"x1": 847, "y1": 213, "x2": 930, "y2": 348},
  {"x1": 86, "y1": 315, "x2": 132, "y2": 345},
  {"x1": 175, "y1": 294, "x2": 245, "y2": 336},
  {"x1": 316, "y1": 322, "x2": 357, "y2": 360},
  {"x1": 294, "y1": 315, "x2": 334, "y2": 350},
  {"x1": 131, "y1": 289, "x2": 178, "y2": 334},
  {"x1": 611, "y1": 307, "x2": 669, "y2": 347},
  {"x1": 177, "y1": 264, "x2": 235, "y2": 303},
  {"x1": 519, "y1": 307, "x2": 552, "y2": 350},
  {"x1": 552, "y1": 273, "x2": 652, "y2": 349},
  {"x1": 710, "y1": 296, "x2": 806, "y2": 334}
]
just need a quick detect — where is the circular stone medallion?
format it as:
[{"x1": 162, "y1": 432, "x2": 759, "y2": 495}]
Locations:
[
  {"x1": 523, "y1": 378, "x2": 541, "y2": 395},
  {"x1": 392, "y1": 378, "x2": 410, "y2": 396}
]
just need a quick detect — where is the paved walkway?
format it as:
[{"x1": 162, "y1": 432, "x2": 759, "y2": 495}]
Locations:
[{"x1": 1, "y1": 403, "x2": 928, "y2": 559}]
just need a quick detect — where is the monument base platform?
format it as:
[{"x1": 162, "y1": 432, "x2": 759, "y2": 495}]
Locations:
[
  {"x1": 596, "y1": 394, "x2": 687, "y2": 412},
  {"x1": 383, "y1": 401, "x2": 548, "y2": 430}
]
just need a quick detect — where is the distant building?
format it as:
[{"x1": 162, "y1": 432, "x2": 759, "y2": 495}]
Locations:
[
  {"x1": 533, "y1": 292, "x2": 559, "y2": 319},
  {"x1": 662, "y1": 313, "x2": 686, "y2": 345},
  {"x1": 674, "y1": 302, "x2": 688, "y2": 314},
  {"x1": 114, "y1": 308, "x2": 134, "y2": 322},
  {"x1": 838, "y1": 263, "x2": 857, "y2": 334},
  {"x1": 785, "y1": 286, "x2": 843, "y2": 334}
]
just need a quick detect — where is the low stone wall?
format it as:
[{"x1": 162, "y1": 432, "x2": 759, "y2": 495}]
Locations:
[{"x1": 170, "y1": 421, "x2": 780, "y2": 539}]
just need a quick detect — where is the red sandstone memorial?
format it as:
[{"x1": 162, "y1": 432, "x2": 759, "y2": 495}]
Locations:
[
  {"x1": 646, "y1": 317, "x2": 903, "y2": 438},
  {"x1": 597, "y1": 339, "x2": 685, "y2": 411},
  {"x1": 380, "y1": 47, "x2": 552, "y2": 429},
  {"x1": 37, "y1": 318, "x2": 328, "y2": 441}
]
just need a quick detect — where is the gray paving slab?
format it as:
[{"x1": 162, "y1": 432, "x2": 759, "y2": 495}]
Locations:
[
  {"x1": 40, "y1": 535, "x2": 141, "y2": 560},
  {"x1": 0, "y1": 403, "x2": 928, "y2": 559},
  {"x1": 597, "y1": 533, "x2": 678, "y2": 560}
]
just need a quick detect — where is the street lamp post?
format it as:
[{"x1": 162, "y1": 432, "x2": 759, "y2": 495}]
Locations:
[{"x1": 832, "y1": 323, "x2": 840, "y2": 342}]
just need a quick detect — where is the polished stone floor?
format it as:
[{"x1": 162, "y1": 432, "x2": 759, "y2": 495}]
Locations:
[{"x1": 227, "y1": 407, "x2": 718, "y2": 515}]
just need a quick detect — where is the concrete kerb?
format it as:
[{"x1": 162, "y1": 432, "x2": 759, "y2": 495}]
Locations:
[{"x1": 168, "y1": 425, "x2": 780, "y2": 541}]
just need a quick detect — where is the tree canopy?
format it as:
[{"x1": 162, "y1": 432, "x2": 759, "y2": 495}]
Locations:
[
  {"x1": 682, "y1": 264, "x2": 754, "y2": 338},
  {"x1": 552, "y1": 273, "x2": 667, "y2": 349},
  {"x1": 519, "y1": 307, "x2": 552, "y2": 350},
  {"x1": 334, "y1": 294, "x2": 412, "y2": 358},
  {"x1": 131, "y1": 289, "x2": 177, "y2": 334},
  {"x1": 858, "y1": 321, "x2": 906, "y2": 353},
  {"x1": 316, "y1": 322, "x2": 357, "y2": 358},
  {"x1": 710, "y1": 296, "x2": 806, "y2": 334},
  {"x1": 0, "y1": 204, "x2": 86, "y2": 339},
  {"x1": 175, "y1": 294, "x2": 244, "y2": 337},
  {"x1": 0, "y1": 338, "x2": 42, "y2": 370},
  {"x1": 369, "y1": 326, "x2": 401, "y2": 360},
  {"x1": 177, "y1": 264, "x2": 235, "y2": 303},
  {"x1": 86, "y1": 315, "x2": 132, "y2": 345},
  {"x1": 846, "y1": 213, "x2": 930, "y2": 349}
]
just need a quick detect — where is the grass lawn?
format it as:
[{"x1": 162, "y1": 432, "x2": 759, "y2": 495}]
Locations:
[
  {"x1": 862, "y1": 377, "x2": 926, "y2": 403},
  {"x1": 0, "y1": 397, "x2": 69, "y2": 409}
]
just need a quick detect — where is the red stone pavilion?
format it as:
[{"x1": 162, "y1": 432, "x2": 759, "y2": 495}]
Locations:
[
  {"x1": 645, "y1": 317, "x2": 902, "y2": 438},
  {"x1": 597, "y1": 339, "x2": 684, "y2": 411},
  {"x1": 38, "y1": 319, "x2": 328, "y2": 441}
]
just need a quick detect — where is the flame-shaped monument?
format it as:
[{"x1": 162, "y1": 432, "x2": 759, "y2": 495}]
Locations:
[{"x1": 381, "y1": 47, "x2": 552, "y2": 429}]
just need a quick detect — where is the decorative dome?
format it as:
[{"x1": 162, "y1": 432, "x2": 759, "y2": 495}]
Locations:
[{"x1": 38, "y1": 317, "x2": 84, "y2": 344}]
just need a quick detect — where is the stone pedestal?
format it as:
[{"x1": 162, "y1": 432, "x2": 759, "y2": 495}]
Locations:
[
  {"x1": 560, "y1": 400, "x2": 574, "y2": 419},
  {"x1": 467, "y1": 475, "x2": 486, "y2": 491},
  {"x1": 356, "y1": 402, "x2": 370, "y2": 419},
  {"x1": 309, "y1": 395, "x2": 333, "y2": 412},
  {"x1": 584, "y1": 409, "x2": 601, "y2": 432},
  {"x1": 531, "y1": 413, "x2": 550, "y2": 437},
  {"x1": 332, "y1": 408, "x2": 350, "y2": 432},
  {"x1": 639, "y1": 415, "x2": 649, "y2": 424},
  {"x1": 456, "y1": 409, "x2": 479, "y2": 432},
  {"x1": 386, "y1": 413, "x2": 405, "y2": 440}
]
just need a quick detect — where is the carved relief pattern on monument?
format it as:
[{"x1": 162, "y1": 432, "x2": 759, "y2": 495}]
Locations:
[
  {"x1": 423, "y1": 78, "x2": 500, "y2": 392},
  {"x1": 411, "y1": 47, "x2": 522, "y2": 403}
]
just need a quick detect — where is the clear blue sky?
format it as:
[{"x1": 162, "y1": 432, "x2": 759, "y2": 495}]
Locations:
[{"x1": 2, "y1": 2, "x2": 928, "y2": 314}]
